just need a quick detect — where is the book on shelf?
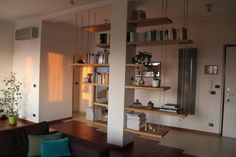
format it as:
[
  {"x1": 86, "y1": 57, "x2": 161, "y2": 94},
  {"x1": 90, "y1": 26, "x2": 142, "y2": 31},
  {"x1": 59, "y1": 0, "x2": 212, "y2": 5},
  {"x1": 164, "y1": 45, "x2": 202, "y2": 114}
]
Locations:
[
  {"x1": 159, "y1": 103, "x2": 180, "y2": 113},
  {"x1": 127, "y1": 27, "x2": 188, "y2": 42},
  {"x1": 86, "y1": 51, "x2": 109, "y2": 64}
]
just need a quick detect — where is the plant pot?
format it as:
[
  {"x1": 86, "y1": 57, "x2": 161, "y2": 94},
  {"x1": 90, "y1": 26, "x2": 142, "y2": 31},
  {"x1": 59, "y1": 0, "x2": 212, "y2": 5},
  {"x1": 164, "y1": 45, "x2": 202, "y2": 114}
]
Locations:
[
  {"x1": 8, "y1": 116, "x2": 17, "y2": 125},
  {"x1": 152, "y1": 79, "x2": 160, "y2": 87}
]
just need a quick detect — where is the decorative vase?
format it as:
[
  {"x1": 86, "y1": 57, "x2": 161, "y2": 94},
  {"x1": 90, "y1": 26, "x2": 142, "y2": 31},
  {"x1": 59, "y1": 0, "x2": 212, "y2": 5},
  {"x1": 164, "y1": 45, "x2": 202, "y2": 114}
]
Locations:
[
  {"x1": 152, "y1": 79, "x2": 160, "y2": 87},
  {"x1": 8, "y1": 116, "x2": 17, "y2": 125}
]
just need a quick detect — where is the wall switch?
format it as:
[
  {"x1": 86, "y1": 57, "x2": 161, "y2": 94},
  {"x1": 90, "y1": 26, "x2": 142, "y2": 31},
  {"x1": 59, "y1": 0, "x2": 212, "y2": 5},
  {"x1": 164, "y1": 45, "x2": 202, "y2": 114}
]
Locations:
[
  {"x1": 210, "y1": 91, "x2": 216, "y2": 95},
  {"x1": 215, "y1": 85, "x2": 220, "y2": 88},
  {"x1": 208, "y1": 123, "x2": 214, "y2": 127}
]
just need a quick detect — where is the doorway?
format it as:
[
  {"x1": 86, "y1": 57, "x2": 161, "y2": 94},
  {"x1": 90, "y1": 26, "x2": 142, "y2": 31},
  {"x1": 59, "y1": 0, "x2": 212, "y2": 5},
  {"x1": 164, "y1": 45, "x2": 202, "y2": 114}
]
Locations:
[{"x1": 222, "y1": 45, "x2": 236, "y2": 138}]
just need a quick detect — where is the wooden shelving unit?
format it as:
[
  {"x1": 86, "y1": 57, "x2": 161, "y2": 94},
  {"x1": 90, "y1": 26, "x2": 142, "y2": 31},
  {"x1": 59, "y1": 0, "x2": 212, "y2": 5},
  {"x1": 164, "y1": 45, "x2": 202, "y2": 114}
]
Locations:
[
  {"x1": 128, "y1": 17, "x2": 173, "y2": 27},
  {"x1": 125, "y1": 106, "x2": 186, "y2": 118},
  {"x1": 125, "y1": 85, "x2": 170, "y2": 91},
  {"x1": 124, "y1": 123, "x2": 169, "y2": 138},
  {"x1": 92, "y1": 120, "x2": 107, "y2": 127},
  {"x1": 83, "y1": 82, "x2": 109, "y2": 87},
  {"x1": 126, "y1": 64, "x2": 145, "y2": 67},
  {"x1": 94, "y1": 102, "x2": 108, "y2": 108},
  {"x1": 83, "y1": 23, "x2": 110, "y2": 32},
  {"x1": 70, "y1": 63, "x2": 109, "y2": 67},
  {"x1": 127, "y1": 39, "x2": 193, "y2": 47},
  {"x1": 96, "y1": 43, "x2": 110, "y2": 49}
]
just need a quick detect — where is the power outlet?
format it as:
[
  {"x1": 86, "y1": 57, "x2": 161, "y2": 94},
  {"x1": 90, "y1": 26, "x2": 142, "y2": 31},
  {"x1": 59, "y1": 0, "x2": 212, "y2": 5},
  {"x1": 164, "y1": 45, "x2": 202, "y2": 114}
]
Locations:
[{"x1": 208, "y1": 123, "x2": 214, "y2": 127}]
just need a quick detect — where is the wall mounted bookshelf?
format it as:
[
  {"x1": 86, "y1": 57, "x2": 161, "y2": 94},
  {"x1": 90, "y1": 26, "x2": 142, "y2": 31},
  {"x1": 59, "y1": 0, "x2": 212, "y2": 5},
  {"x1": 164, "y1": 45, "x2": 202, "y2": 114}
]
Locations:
[
  {"x1": 70, "y1": 63, "x2": 109, "y2": 67},
  {"x1": 127, "y1": 40, "x2": 193, "y2": 47},
  {"x1": 96, "y1": 44, "x2": 110, "y2": 49},
  {"x1": 83, "y1": 82, "x2": 109, "y2": 87},
  {"x1": 125, "y1": 106, "x2": 186, "y2": 118},
  {"x1": 124, "y1": 123, "x2": 169, "y2": 138},
  {"x1": 91, "y1": 120, "x2": 107, "y2": 127},
  {"x1": 94, "y1": 102, "x2": 108, "y2": 108},
  {"x1": 125, "y1": 85, "x2": 170, "y2": 91},
  {"x1": 128, "y1": 17, "x2": 173, "y2": 27},
  {"x1": 83, "y1": 23, "x2": 110, "y2": 32}
]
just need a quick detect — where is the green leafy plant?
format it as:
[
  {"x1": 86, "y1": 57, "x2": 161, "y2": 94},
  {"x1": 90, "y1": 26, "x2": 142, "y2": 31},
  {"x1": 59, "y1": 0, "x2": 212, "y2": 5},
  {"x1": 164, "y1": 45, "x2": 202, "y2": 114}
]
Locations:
[{"x1": 0, "y1": 73, "x2": 22, "y2": 117}]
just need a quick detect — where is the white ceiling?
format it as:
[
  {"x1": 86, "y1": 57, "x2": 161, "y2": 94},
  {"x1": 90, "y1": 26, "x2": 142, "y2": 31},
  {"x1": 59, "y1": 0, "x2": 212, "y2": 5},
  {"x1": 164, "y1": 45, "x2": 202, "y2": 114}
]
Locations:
[
  {"x1": 0, "y1": 0, "x2": 236, "y2": 22},
  {"x1": 0, "y1": 0, "x2": 105, "y2": 22}
]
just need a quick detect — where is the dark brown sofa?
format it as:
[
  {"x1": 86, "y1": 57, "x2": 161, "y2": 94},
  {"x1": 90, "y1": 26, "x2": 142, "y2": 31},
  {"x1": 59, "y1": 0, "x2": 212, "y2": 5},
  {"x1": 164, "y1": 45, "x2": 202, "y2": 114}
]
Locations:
[{"x1": 0, "y1": 122, "x2": 109, "y2": 157}]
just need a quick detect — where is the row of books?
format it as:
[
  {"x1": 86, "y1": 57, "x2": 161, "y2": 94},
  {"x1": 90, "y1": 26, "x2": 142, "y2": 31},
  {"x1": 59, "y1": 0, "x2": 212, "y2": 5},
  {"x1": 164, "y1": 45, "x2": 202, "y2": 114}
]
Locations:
[
  {"x1": 76, "y1": 51, "x2": 109, "y2": 64},
  {"x1": 86, "y1": 72, "x2": 109, "y2": 85},
  {"x1": 126, "y1": 111, "x2": 146, "y2": 130},
  {"x1": 159, "y1": 103, "x2": 180, "y2": 113},
  {"x1": 127, "y1": 27, "x2": 187, "y2": 42}
]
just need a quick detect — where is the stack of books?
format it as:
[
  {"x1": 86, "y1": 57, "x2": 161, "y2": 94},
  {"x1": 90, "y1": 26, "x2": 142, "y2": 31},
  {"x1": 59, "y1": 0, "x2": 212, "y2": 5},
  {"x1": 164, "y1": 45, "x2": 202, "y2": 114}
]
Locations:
[
  {"x1": 85, "y1": 107, "x2": 102, "y2": 121},
  {"x1": 126, "y1": 112, "x2": 146, "y2": 130},
  {"x1": 159, "y1": 104, "x2": 180, "y2": 113}
]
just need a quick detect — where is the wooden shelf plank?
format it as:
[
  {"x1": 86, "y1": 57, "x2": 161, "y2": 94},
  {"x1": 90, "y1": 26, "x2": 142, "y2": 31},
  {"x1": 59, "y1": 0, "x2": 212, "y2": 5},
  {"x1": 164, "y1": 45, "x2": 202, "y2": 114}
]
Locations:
[
  {"x1": 124, "y1": 127, "x2": 168, "y2": 138},
  {"x1": 125, "y1": 85, "x2": 170, "y2": 91},
  {"x1": 125, "y1": 106, "x2": 186, "y2": 118},
  {"x1": 94, "y1": 102, "x2": 108, "y2": 108},
  {"x1": 83, "y1": 83, "x2": 109, "y2": 87},
  {"x1": 128, "y1": 17, "x2": 173, "y2": 27},
  {"x1": 127, "y1": 40, "x2": 193, "y2": 47},
  {"x1": 83, "y1": 23, "x2": 110, "y2": 32},
  {"x1": 91, "y1": 120, "x2": 107, "y2": 127},
  {"x1": 96, "y1": 43, "x2": 110, "y2": 49},
  {"x1": 69, "y1": 63, "x2": 109, "y2": 67},
  {"x1": 126, "y1": 64, "x2": 144, "y2": 67}
]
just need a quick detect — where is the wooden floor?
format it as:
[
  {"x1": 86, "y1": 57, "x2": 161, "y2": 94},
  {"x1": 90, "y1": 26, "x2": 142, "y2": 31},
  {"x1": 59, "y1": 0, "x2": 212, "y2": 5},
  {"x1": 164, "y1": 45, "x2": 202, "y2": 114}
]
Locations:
[{"x1": 50, "y1": 120, "x2": 196, "y2": 157}]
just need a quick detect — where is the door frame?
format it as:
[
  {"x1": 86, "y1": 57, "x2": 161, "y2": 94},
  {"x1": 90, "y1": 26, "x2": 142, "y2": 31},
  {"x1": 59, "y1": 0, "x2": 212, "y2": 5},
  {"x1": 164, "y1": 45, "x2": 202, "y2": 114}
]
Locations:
[{"x1": 221, "y1": 44, "x2": 236, "y2": 136}]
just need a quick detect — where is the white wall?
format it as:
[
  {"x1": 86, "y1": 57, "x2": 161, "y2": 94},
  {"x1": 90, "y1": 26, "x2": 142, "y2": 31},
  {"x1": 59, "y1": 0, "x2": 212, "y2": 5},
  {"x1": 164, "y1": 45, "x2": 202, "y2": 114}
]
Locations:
[
  {"x1": 0, "y1": 20, "x2": 14, "y2": 117},
  {"x1": 0, "y1": 20, "x2": 14, "y2": 89},
  {"x1": 132, "y1": 1, "x2": 236, "y2": 133},
  {"x1": 39, "y1": 21, "x2": 75, "y2": 121},
  {"x1": 13, "y1": 19, "x2": 41, "y2": 122}
]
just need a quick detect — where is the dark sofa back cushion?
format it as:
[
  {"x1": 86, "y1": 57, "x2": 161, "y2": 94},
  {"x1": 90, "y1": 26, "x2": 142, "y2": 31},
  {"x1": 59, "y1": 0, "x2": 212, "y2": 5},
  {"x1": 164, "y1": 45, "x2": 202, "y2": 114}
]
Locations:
[
  {"x1": 0, "y1": 122, "x2": 49, "y2": 157},
  {"x1": 0, "y1": 130, "x2": 20, "y2": 157}
]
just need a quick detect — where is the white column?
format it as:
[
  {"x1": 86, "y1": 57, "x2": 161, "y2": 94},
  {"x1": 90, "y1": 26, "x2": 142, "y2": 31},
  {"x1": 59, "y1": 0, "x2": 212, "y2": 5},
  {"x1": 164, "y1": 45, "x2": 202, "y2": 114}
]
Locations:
[{"x1": 108, "y1": 0, "x2": 128, "y2": 146}]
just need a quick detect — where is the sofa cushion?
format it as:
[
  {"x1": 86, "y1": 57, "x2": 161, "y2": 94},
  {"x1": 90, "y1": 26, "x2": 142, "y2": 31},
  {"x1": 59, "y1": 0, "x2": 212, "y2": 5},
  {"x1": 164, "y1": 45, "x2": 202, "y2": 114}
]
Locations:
[
  {"x1": 0, "y1": 122, "x2": 49, "y2": 157},
  {"x1": 0, "y1": 130, "x2": 20, "y2": 157},
  {"x1": 28, "y1": 132, "x2": 63, "y2": 157},
  {"x1": 40, "y1": 138, "x2": 71, "y2": 157}
]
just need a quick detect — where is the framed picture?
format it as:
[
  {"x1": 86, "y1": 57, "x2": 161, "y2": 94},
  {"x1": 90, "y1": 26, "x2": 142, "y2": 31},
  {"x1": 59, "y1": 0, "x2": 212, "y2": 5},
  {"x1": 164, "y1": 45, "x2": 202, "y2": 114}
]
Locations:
[{"x1": 205, "y1": 65, "x2": 218, "y2": 75}]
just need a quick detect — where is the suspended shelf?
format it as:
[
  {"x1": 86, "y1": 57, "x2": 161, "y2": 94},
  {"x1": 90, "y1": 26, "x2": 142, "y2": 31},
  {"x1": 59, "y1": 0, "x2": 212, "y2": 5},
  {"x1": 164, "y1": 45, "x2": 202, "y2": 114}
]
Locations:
[
  {"x1": 126, "y1": 64, "x2": 145, "y2": 67},
  {"x1": 125, "y1": 85, "x2": 170, "y2": 91},
  {"x1": 94, "y1": 102, "x2": 108, "y2": 108},
  {"x1": 124, "y1": 123, "x2": 169, "y2": 138},
  {"x1": 128, "y1": 17, "x2": 173, "y2": 27},
  {"x1": 96, "y1": 43, "x2": 110, "y2": 49},
  {"x1": 70, "y1": 63, "x2": 109, "y2": 67},
  {"x1": 83, "y1": 83, "x2": 109, "y2": 87},
  {"x1": 83, "y1": 23, "x2": 110, "y2": 32},
  {"x1": 91, "y1": 120, "x2": 107, "y2": 127},
  {"x1": 127, "y1": 39, "x2": 193, "y2": 47},
  {"x1": 125, "y1": 106, "x2": 186, "y2": 118}
]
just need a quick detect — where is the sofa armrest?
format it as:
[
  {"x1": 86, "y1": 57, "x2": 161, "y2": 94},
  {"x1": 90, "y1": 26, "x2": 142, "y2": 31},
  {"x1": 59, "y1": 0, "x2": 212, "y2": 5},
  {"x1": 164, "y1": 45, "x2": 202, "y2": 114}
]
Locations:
[{"x1": 69, "y1": 136, "x2": 110, "y2": 157}]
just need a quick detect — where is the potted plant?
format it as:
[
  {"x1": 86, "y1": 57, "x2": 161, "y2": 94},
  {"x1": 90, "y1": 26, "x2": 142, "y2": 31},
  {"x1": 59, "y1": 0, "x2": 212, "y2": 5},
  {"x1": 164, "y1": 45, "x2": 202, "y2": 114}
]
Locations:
[
  {"x1": 0, "y1": 73, "x2": 22, "y2": 125},
  {"x1": 152, "y1": 71, "x2": 160, "y2": 88}
]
